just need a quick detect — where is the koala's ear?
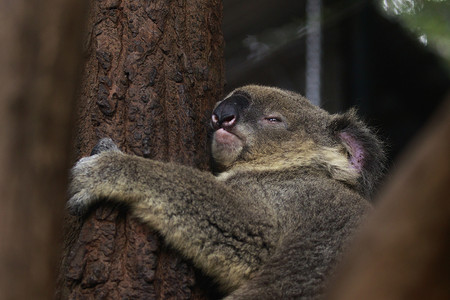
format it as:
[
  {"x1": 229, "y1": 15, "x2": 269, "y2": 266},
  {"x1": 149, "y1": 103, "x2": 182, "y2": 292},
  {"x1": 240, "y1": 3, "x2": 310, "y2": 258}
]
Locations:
[{"x1": 330, "y1": 109, "x2": 386, "y2": 198}]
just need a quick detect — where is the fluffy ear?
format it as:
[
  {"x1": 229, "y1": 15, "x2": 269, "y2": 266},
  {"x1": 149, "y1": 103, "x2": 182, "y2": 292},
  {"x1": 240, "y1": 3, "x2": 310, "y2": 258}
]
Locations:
[{"x1": 330, "y1": 109, "x2": 386, "y2": 198}]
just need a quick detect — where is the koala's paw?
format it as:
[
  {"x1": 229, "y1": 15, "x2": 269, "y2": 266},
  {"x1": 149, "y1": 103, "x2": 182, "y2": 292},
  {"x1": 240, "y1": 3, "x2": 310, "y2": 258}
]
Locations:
[
  {"x1": 67, "y1": 155, "x2": 101, "y2": 216},
  {"x1": 90, "y1": 137, "x2": 120, "y2": 155}
]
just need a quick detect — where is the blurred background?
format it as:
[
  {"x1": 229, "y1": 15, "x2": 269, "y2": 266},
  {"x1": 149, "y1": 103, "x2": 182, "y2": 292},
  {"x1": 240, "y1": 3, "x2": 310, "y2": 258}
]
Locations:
[{"x1": 223, "y1": 0, "x2": 450, "y2": 167}]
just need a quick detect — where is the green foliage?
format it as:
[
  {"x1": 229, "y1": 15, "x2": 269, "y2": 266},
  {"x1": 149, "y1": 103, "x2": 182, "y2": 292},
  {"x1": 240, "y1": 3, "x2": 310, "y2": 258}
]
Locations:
[{"x1": 379, "y1": 0, "x2": 450, "y2": 70}]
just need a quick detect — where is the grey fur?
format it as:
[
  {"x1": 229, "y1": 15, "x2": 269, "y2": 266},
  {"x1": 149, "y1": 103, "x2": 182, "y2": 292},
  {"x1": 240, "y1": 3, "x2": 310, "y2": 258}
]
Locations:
[{"x1": 68, "y1": 85, "x2": 384, "y2": 299}]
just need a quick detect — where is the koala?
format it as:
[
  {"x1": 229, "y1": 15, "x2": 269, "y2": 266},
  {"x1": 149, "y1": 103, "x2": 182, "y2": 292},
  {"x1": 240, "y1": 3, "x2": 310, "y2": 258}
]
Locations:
[{"x1": 68, "y1": 85, "x2": 384, "y2": 299}]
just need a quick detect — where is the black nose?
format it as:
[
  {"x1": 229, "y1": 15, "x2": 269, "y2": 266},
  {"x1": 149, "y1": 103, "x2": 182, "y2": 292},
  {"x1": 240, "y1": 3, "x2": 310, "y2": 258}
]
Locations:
[{"x1": 212, "y1": 94, "x2": 249, "y2": 130}]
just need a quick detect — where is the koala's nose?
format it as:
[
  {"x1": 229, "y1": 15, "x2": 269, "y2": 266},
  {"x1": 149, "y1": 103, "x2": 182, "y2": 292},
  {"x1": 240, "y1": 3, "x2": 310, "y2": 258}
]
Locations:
[{"x1": 212, "y1": 94, "x2": 249, "y2": 130}]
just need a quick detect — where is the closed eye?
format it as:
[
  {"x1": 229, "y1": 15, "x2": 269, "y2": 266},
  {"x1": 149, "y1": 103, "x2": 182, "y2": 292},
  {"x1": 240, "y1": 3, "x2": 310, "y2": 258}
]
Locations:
[{"x1": 264, "y1": 117, "x2": 283, "y2": 123}]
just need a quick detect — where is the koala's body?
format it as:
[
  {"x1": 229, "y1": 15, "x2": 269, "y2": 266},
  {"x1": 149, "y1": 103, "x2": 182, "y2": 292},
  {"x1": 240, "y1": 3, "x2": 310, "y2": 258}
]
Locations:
[{"x1": 68, "y1": 85, "x2": 384, "y2": 299}]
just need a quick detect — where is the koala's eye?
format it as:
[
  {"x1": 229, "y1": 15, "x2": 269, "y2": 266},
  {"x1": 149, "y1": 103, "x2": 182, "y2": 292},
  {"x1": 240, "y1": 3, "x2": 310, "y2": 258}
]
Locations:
[
  {"x1": 259, "y1": 115, "x2": 287, "y2": 128},
  {"x1": 264, "y1": 117, "x2": 283, "y2": 123}
]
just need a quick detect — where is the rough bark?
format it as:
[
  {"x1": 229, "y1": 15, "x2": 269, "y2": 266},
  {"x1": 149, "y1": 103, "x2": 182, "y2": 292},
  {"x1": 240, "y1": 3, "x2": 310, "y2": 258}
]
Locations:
[
  {"x1": 326, "y1": 95, "x2": 450, "y2": 300},
  {"x1": 0, "y1": 0, "x2": 88, "y2": 299},
  {"x1": 58, "y1": 0, "x2": 224, "y2": 299}
]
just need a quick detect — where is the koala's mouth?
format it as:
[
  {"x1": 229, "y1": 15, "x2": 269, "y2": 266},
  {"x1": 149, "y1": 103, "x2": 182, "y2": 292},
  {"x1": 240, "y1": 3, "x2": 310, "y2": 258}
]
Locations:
[
  {"x1": 212, "y1": 128, "x2": 244, "y2": 168},
  {"x1": 214, "y1": 128, "x2": 242, "y2": 145}
]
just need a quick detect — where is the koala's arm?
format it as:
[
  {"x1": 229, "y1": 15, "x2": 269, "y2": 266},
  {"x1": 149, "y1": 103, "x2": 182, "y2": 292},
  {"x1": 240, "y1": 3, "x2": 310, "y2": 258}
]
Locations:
[{"x1": 68, "y1": 150, "x2": 277, "y2": 291}]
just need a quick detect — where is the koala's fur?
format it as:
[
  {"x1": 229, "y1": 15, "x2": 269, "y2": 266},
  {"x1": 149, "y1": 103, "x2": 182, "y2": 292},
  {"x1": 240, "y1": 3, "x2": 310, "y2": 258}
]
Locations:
[{"x1": 68, "y1": 85, "x2": 385, "y2": 299}]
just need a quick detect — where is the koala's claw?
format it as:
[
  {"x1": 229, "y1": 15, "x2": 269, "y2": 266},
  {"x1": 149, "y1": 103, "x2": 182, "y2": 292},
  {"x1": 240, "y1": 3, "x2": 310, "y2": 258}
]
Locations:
[
  {"x1": 90, "y1": 137, "x2": 120, "y2": 155},
  {"x1": 66, "y1": 190, "x2": 94, "y2": 216},
  {"x1": 67, "y1": 154, "x2": 100, "y2": 216}
]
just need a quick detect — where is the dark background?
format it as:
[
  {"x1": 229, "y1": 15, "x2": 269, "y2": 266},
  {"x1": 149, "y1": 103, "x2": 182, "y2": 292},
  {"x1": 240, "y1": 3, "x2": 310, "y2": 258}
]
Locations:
[{"x1": 222, "y1": 0, "x2": 450, "y2": 168}]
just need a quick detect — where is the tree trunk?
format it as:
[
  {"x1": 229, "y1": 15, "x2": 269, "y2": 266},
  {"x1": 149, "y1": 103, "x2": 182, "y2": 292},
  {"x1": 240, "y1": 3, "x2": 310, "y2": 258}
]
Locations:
[
  {"x1": 0, "y1": 0, "x2": 88, "y2": 299},
  {"x1": 57, "y1": 0, "x2": 224, "y2": 299}
]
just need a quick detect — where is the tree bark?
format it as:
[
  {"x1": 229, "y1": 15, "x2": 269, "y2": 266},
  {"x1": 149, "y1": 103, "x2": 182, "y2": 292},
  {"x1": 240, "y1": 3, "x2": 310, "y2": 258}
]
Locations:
[
  {"x1": 58, "y1": 0, "x2": 224, "y2": 299},
  {"x1": 0, "y1": 0, "x2": 88, "y2": 299}
]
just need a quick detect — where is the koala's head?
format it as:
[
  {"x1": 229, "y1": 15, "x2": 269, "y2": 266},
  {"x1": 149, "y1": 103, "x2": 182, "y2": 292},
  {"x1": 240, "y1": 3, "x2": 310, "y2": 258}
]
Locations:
[{"x1": 210, "y1": 85, "x2": 385, "y2": 198}]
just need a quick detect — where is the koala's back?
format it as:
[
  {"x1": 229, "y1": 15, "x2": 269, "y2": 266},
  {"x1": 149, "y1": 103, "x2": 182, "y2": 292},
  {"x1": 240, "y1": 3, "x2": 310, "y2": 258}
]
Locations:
[
  {"x1": 225, "y1": 167, "x2": 370, "y2": 225},
  {"x1": 223, "y1": 168, "x2": 371, "y2": 299}
]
